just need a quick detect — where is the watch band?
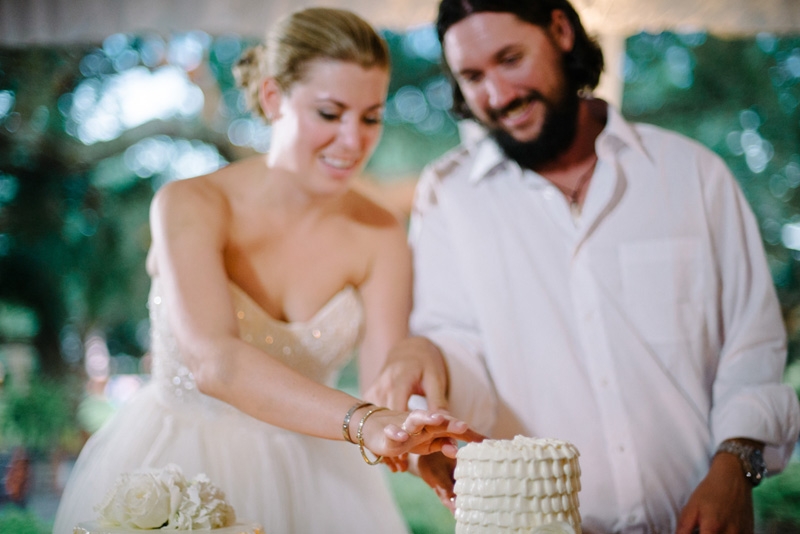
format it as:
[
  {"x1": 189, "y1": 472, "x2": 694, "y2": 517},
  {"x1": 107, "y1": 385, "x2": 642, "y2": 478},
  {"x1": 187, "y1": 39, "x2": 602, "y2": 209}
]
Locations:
[{"x1": 715, "y1": 440, "x2": 767, "y2": 486}]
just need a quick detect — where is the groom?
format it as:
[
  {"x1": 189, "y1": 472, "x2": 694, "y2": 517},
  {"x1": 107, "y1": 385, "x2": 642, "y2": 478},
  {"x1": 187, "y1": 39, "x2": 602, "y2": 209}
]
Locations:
[{"x1": 368, "y1": 0, "x2": 800, "y2": 532}]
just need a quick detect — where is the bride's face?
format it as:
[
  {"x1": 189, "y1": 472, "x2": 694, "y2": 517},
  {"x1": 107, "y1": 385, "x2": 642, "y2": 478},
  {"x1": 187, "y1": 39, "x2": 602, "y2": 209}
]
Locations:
[{"x1": 268, "y1": 60, "x2": 389, "y2": 193}]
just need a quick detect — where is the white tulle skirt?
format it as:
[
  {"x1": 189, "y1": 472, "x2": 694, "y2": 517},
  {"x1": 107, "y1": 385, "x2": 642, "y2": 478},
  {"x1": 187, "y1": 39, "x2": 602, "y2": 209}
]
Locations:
[{"x1": 52, "y1": 384, "x2": 409, "y2": 534}]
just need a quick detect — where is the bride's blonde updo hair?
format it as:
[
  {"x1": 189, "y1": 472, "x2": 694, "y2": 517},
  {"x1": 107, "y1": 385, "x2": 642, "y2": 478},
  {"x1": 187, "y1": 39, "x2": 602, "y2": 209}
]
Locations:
[{"x1": 233, "y1": 7, "x2": 390, "y2": 121}]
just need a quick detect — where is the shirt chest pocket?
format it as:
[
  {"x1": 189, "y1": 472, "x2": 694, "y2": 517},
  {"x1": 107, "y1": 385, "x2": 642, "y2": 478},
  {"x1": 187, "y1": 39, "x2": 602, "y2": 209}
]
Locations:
[{"x1": 619, "y1": 237, "x2": 704, "y2": 345}]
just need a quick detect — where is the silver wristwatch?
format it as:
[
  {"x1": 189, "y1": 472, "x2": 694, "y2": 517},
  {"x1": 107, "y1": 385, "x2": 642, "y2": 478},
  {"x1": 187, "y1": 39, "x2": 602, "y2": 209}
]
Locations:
[{"x1": 716, "y1": 440, "x2": 767, "y2": 487}]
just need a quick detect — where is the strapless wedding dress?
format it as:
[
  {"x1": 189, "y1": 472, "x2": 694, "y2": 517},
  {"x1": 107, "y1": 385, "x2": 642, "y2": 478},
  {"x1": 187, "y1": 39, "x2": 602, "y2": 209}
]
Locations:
[{"x1": 53, "y1": 279, "x2": 409, "y2": 533}]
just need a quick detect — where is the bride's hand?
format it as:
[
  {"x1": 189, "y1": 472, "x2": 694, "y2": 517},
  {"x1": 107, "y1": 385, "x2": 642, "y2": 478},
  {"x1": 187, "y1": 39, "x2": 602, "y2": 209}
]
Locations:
[
  {"x1": 360, "y1": 409, "x2": 482, "y2": 462},
  {"x1": 388, "y1": 409, "x2": 480, "y2": 458}
]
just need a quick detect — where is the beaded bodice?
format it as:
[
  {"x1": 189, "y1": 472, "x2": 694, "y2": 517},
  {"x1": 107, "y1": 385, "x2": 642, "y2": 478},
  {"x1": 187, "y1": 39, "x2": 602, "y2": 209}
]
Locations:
[{"x1": 148, "y1": 278, "x2": 364, "y2": 414}]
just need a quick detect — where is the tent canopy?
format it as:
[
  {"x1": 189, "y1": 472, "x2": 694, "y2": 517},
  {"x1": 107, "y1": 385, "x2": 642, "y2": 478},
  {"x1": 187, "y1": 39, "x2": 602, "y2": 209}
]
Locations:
[{"x1": 1, "y1": 0, "x2": 799, "y2": 47}]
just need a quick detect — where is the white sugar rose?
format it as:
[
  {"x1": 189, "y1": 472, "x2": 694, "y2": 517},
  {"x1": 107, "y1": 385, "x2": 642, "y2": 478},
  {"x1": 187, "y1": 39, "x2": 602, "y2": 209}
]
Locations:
[
  {"x1": 190, "y1": 473, "x2": 236, "y2": 528},
  {"x1": 95, "y1": 475, "x2": 129, "y2": 526},
  {"x1": 96, "y1": 465, "x2": 235, "y2": 530},
  {"x1": 155, "y1": 463, "x2": 188, "y2": 519},
  {"x1": 168, "y1": 473, "x2": 236, "y2": 530},
  {"x1": 96, "y1": 471, "x2": 175, "y2": 529}
]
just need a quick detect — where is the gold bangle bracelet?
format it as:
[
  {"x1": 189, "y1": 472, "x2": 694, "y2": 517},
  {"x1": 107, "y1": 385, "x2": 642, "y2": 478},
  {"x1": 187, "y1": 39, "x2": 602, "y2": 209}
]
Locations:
[
  {"x1": 357, "y1": 406, "x2": 389, "y2": 465},
  {"x1": 342, "y1": 401, "x2": 373, "y2": 444}
]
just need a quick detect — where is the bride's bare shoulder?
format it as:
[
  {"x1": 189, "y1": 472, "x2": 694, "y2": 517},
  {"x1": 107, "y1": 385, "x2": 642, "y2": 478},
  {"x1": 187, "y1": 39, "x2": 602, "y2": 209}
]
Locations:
[
  {"x1": 151, "y1": 156, "x2": 263, "y2": 215},
  {"x1": 342, "y1": 188, "x2": 410, "y2": 259},
  {"x1": 345, "y1": 186, "x2": 405, "y2": 230}
]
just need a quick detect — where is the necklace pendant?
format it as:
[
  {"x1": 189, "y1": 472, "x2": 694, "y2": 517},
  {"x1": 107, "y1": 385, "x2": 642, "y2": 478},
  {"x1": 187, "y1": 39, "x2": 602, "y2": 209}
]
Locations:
[{"x1": 570, "y1": 201, "x2": 582, "y2": 223}]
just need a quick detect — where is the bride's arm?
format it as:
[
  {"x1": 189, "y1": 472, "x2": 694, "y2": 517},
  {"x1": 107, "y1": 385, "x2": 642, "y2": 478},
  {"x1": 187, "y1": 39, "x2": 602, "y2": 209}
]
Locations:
[
  {"x1": 148, "y1": 177, "x2": 476, "y2": 457},
  {"x1": 354, "y1": 208, "x2": 413, "y2": 391}
]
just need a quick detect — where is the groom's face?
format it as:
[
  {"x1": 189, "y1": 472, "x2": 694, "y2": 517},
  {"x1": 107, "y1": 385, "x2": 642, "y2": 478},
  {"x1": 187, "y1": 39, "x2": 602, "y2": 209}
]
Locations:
[{"x1": 442, "y1": 11, "x2": 573, "y2": 144}]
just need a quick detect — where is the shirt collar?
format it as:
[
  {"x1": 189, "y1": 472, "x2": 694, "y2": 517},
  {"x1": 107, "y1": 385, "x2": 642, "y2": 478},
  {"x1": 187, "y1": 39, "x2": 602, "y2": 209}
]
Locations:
[
  {"x1": 465, "y1": 101, "x2": 654, "y2": 185},
  {"x1": 467, "y1": 129, "x2": 509, "y2": 184},
  {"x1": 597, "y1": 104, "x2": 653, "y2": 163}
]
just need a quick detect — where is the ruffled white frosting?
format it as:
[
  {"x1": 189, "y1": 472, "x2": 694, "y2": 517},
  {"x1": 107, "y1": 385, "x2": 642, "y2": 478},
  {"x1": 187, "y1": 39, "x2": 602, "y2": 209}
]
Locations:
[
  {"x1": 454, "y1": 436, "x2": 582, "y2": 534},
  {"x1": 457, "y1": 436, "x2": 580, "y2": 462}
]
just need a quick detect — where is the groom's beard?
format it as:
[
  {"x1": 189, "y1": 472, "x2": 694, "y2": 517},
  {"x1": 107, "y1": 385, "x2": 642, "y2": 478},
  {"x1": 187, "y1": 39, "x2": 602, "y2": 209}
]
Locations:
[{"x1": 487, "y1": 84, "x2": 580, "y2": 171}]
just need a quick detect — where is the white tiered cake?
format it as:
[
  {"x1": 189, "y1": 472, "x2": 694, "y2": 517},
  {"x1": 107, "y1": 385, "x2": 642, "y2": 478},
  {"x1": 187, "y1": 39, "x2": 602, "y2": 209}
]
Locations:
[{"x1": 454, "y1": 435, "x2": 582, "y2": 534}]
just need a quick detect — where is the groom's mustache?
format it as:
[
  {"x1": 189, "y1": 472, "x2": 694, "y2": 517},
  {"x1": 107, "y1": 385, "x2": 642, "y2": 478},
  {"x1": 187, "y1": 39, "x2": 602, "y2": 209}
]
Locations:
[{"x1": 486, "y1": 90, "x2": 546, "y2": 123}]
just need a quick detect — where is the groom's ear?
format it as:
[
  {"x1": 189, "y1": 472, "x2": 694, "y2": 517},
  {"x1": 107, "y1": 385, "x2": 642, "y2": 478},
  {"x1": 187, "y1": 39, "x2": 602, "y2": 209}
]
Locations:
[{"x1": 548, "y1": 9, "x2": 575, "y2": 53}]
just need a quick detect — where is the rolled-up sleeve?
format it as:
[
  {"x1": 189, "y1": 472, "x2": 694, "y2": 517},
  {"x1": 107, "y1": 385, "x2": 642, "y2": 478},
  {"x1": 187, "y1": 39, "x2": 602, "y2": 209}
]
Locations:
[{"x1": 705, "y1": 154, "x2": 800, "y2": 471}]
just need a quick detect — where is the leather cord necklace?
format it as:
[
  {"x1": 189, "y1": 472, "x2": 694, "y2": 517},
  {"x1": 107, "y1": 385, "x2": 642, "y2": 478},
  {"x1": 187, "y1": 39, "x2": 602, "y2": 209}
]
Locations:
[{"x1": 559, "y1": 156, "x2": 597, "y2": 221}]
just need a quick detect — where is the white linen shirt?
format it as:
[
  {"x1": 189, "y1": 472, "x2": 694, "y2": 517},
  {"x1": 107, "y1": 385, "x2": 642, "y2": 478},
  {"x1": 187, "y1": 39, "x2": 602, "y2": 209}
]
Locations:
[{"x1": 408, "y1": 104, "x2": 800, "y2": 534}]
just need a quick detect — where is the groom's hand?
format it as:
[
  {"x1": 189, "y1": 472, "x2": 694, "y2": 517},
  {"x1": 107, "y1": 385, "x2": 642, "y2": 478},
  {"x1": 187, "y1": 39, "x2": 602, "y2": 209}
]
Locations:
[
  {"x1": 412, "y1": 452, "x2": 458, "y2": 513},
  {"x1": 365, "y1": 336, "x2": 449, "y2": 412},
  {"x1": 676, "y1": 450, "x2": 755, "y2": 534}
]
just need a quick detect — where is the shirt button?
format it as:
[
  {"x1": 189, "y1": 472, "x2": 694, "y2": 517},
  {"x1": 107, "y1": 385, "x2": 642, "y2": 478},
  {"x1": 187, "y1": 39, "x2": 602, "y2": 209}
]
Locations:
[
  {"x1": 618, "y1": 445, "x2": 625, "y2": 453},
  {"x1": 600, "y1": 378, "x2": 609, "y2": 387},
  {"x1": 628, "y1": 514, "x2": 637, "y2": 524}
]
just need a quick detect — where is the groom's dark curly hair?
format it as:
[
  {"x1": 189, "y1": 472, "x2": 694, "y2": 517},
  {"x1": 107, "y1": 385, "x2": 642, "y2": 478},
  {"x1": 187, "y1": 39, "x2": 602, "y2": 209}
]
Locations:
[{"x1": 435, "y1": 0, "x2": 604, "y2": 119}]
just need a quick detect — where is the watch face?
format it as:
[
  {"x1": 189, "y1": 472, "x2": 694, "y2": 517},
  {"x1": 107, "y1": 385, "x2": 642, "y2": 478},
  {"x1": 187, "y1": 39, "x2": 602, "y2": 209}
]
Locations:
[{"x1": 747, "y1": 448, "x2": 767, "y2": 486}]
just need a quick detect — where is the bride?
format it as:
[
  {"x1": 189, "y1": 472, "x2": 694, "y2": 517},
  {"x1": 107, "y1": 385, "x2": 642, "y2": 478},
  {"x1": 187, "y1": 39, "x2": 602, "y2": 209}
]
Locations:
[{"x1": 53, "y1": 7, "x2": 479, "y2": 533}]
